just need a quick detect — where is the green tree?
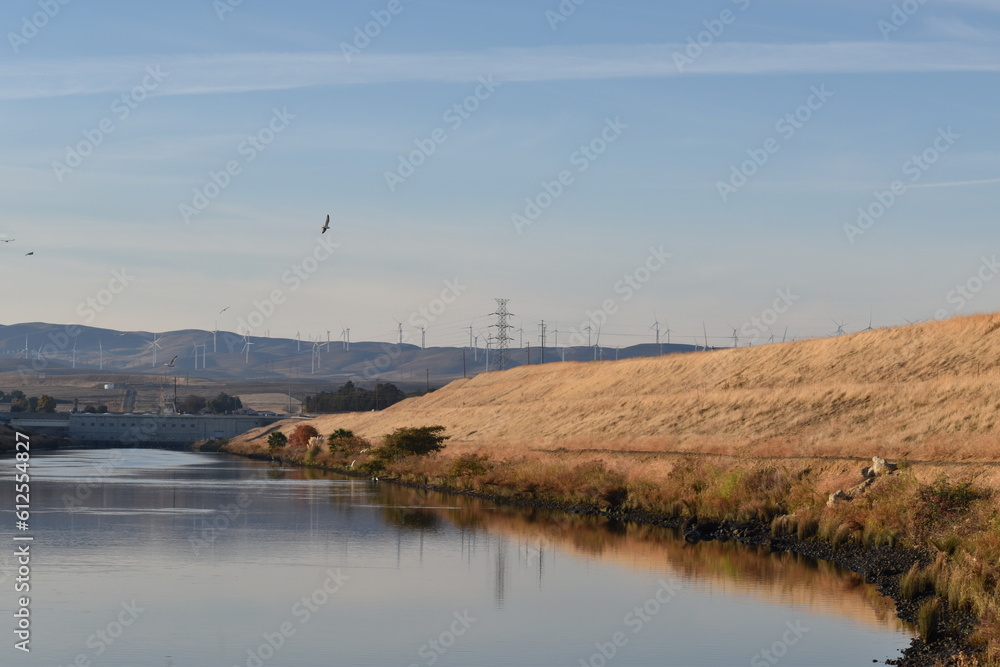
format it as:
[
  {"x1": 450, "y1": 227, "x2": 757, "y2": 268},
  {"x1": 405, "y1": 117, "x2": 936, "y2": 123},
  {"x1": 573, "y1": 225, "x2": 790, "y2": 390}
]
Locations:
[
  {"x1": 381, "y1": 425, "x2": 449, "y2": 457},
  {"x1": 96, "y1": 404, "x2": 109, "y2": 414},
  {"x1": 267, "y1": 431, "x2": 287, "y2": 457},
  {"x1": 82, "y1": 404, "x2": 97, "y2": 413},
  {"x1": 9, "y1": 390, "x2": 25, "y2": 401},
  {"x1": 36, "y1": 395, "x2": 57, "y2": 413},
  {"x1": 181, "y1": 395, "x2": 207, "y2": 414},
  {"x1": 26, "y1": 396, "x2": 39, "y2": 412},
  {"x1": 303, "y1": 381, "x2": 407, "y2": 413},
  {"x1": 206, "y1": 392, "x2": 242, "y2": 414},
  {"x1": 10, "y1": 398, "x2": 26, "y2": 413}
]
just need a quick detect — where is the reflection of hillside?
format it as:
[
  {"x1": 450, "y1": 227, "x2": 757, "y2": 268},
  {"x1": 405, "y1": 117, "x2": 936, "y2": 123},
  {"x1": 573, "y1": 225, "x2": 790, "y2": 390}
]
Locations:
[{"x1": 375, "y1": 484, "x2": 911, "y2": 635}]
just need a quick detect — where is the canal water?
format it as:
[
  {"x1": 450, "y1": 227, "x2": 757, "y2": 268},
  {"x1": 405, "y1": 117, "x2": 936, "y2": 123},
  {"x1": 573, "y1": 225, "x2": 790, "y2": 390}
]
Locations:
[{"x1": 2, "y1": 449, "x2": 912, "y2": 666}]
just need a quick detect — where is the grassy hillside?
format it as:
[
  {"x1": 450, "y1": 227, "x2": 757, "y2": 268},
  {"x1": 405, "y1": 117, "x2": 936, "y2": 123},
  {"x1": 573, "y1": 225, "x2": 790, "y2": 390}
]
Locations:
[{"x1": 235, "y1": 313, "x2": 1000, "y2": 464}]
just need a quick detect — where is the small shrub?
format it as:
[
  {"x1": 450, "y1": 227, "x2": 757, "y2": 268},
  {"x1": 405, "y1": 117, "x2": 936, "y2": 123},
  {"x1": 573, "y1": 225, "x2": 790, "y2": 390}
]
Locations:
[
  {"x1": 917, "y1": 597, "x2": 941, "y2": 643},
  {"x1": 382, "y1": 425, "x2": 449, "y2": 457},
  {"x1": 267, "y1": 431, "x2": 287, "y2": 457},
  {"x1": 796, "y1": 516, "x2": 819, "y2": 541},
  {"x1": 305, "y1": 436, "x2": 324, "y2": 462},
  {"x1": 901, "y1": 562, "x2": 934, "y2": 600},
  {"x1": 450, "y1": 452, "x2": 492, "y2": 477},
  {"x1": 289, "y1": 424, "x2": 320, "y2": 449}
]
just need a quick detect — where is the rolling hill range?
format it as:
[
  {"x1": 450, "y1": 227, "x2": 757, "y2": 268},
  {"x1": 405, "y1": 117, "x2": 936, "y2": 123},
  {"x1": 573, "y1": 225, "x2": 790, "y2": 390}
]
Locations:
[
  {"x1": 0, "y1": 322, "x2": 697, "y2": 386},
  {"x1": 235, "y1": 313, "x2": 1000, "y2": 464}
]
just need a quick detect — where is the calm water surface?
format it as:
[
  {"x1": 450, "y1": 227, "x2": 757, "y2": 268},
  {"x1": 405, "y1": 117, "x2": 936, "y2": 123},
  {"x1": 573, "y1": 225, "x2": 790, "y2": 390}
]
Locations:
[{"x1": 1, "y1": 449, "x2": 912, "y2": 666}]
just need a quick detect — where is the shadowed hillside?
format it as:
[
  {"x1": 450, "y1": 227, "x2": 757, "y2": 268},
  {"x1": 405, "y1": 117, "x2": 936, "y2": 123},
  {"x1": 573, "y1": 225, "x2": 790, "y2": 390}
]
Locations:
[{"x1": 237, "y1": 313, "x2": 1000, "y2": 463}]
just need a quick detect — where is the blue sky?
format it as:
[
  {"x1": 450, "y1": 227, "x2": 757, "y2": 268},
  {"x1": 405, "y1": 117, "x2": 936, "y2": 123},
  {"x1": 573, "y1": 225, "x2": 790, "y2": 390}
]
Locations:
[{"x1": 2, "y1": 0, "x2": 999, "y2": 349}]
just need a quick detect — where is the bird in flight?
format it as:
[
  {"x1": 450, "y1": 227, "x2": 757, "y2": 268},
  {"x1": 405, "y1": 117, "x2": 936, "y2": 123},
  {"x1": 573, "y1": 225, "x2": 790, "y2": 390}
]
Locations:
[
  {"x1": 1, "y1": 239, "x2": 14, "y2": 243},
  {"x1": 321, "y1": 214, "x2": 330, "y2": 234},
  {"x1": 219, "y1": 306, "x2": 230, "y2": 314},
  {"x1": 24, "y1": 252, "x2": 33, "y2": 256},
  {"x1": 164, "y1": 355, "x2": 178, "y2": 367}
]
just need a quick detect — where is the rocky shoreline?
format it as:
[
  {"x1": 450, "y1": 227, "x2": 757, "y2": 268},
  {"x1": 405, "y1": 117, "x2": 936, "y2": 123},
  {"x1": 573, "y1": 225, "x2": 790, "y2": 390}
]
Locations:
[{"x1": 248, "y1": 455, "x2": 977, "y2": 667}]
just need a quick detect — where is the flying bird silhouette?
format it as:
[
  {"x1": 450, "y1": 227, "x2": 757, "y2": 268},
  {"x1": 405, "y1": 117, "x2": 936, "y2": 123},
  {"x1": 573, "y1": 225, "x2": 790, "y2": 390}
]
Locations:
[
  {"x1": 321, "y1": 214, "x2": 330, "y2": 234},
  {"x1": 219, "y1": 306, "x2": 230, "y2": 314},
  {"x1": 0, "y1": 239, "x2": 14, "y2": 243},
  {"x1": 164, "y1": 355, "x2": 178, "y2": 367},
  {"x1": 24, "y1": 252, "x2": 33, "y2": 256}
]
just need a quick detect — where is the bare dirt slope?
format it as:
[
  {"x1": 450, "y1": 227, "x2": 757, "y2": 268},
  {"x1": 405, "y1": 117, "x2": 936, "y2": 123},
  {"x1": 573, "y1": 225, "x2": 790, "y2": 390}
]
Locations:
[{"x1": 234, "y1": 313, "x2": 1000, "y2": 463}]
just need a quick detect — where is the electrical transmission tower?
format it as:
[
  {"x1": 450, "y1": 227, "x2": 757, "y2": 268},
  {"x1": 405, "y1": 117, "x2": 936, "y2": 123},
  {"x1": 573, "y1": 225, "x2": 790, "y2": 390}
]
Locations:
[{"x1": 490, "y1": 298, "x2": 513, "y2": 372}]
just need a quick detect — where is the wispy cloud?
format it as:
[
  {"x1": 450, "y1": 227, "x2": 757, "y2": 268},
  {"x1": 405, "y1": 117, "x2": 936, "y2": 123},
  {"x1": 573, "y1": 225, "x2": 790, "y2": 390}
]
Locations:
[
  {"x1": 942, "y1": 0, "x2": 1000, "y2": 11},
  {"x1": 2, "y1": 41, "x2": 999, "y2": 100},
  {"x1": 910, "y1": 176, "x2": 1000, "y2": 189}
]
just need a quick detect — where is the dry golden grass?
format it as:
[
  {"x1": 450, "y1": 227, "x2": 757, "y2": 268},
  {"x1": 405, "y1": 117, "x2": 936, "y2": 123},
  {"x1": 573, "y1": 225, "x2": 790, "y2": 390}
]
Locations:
[{"x1": 231, "y1": 313, "x2": 1000, "y2": 468}]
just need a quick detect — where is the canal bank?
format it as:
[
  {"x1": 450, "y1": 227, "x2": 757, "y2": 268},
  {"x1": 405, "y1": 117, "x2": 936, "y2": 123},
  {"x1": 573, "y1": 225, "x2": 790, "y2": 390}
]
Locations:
[{"x1": 217, "y1": 434, "x2": 991, "y2": 666}]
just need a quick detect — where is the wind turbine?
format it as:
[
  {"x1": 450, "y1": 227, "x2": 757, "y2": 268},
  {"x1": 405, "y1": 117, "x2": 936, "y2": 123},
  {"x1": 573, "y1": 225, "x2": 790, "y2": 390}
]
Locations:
[
  {"x1": 146, "y1": 334, "x2": 162, "y2": 367},
  {"x1": 420, "y1": 327, "x2": 426, "y2": 350},
  {"x1": 98, "y1": 339, "x2": 104, "y2": 370},
  {"x1": 241, "y1": 336, "x2": 253, "y2": 364},
  {"x1": 703, "y1": 322, "x2": 709, "y2": 351},
  {"x1": 71, "y1": 340, "x2": 77, "y2": 369},
  {"x1": 650, "y1": 314, "x2": 661, "y2": 354},
  {"x1": 832, "y1": 320, "x2": 847, "y2": 336},
  {"x1": 728, "y1": 325, "x2": 739, "y2": 348},
  {"x1": 862, "y1": 308, "x2": 875, "y2": 332},
  {"x1": 325, "y1": 330, "x2": 331, "y2": 352},
  {"x1": 311, "y1": 341, "x2": 322, "y2": 373},
  {"x1": 21, "y1": 336, "x2": 28, "y2": 360},
  {"x1": 782, "y1": 326, "x2": 789, "y2": 343},
  {"x1": 394, "y1": 319, "x2": 404, "y2": 345},
  {"x1": 295, "y1": 331, "x2": 301, "y2": 352}
]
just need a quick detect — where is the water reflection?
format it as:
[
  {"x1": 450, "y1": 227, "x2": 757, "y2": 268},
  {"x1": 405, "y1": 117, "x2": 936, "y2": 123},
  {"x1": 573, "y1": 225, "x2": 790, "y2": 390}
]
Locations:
[
  {"x1": 6, "y1": 450, "x2": 911, "y2": 667},
  {"x1": 373, "y1": 483, "x2": 909, "y2": 633}
]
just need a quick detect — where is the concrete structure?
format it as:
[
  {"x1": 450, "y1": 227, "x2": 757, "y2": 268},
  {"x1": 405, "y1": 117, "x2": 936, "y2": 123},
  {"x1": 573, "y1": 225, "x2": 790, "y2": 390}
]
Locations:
[
  {"x1": 3, "y1": 412, "x2": 282, "y2": 446},
  {"x1": 68, "y1": 414, "x2": 281, "y2": 445}
]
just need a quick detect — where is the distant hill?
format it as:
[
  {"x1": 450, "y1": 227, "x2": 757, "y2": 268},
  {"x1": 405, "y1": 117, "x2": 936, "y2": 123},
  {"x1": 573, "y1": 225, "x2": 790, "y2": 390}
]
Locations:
[
  {"x1": 0, "y1": 322, "x2": 698, "y2": 386},
  {"x1": 233, "y1": 313, "x2": 1000, "y2": 462}
]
